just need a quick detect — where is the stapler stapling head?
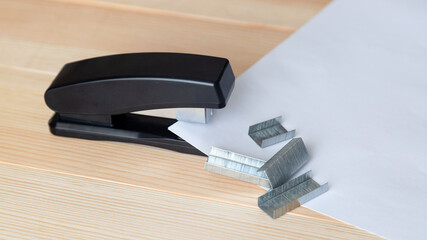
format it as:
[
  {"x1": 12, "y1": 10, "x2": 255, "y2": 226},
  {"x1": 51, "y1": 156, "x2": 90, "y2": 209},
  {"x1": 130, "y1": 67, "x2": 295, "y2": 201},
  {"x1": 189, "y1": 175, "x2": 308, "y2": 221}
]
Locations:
[{"x1": 44, "y1": 53, "x2": 235, "y2": 156}]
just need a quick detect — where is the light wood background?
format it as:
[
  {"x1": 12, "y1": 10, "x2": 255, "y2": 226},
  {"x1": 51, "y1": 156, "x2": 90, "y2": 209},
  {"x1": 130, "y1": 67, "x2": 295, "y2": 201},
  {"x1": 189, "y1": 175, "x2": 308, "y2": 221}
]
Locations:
[{"x1": 0, "y1": 0, "x2": 383, "y2": 239}]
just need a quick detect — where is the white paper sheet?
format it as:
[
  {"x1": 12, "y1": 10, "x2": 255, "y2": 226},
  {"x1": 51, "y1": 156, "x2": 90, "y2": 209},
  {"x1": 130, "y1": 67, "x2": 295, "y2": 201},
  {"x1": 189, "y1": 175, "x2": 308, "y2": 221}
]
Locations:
[{"x1": 169, "y1": 0, "x2": 427, "y2": 239}]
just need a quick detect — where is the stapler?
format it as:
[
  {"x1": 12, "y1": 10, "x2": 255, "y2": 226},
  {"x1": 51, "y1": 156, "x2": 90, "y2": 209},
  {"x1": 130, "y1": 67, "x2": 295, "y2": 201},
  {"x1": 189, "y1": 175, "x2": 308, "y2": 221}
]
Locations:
[{"x1": 44, "y1": 53, "x2": 235, "y2": 156}]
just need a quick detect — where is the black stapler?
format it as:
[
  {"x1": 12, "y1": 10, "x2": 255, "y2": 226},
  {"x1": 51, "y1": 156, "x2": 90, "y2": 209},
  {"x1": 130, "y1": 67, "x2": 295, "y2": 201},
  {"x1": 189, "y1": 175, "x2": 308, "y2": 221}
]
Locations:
[{"x1": 44, "y1": 53, "x2": 235, "y2": 156}]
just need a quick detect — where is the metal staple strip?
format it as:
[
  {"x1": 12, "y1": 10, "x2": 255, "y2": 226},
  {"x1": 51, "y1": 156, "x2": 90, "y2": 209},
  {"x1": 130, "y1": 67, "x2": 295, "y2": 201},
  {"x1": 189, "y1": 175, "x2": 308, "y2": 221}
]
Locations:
[
  {"x1": 248, "y1": 116, "x2": 295, "y2": 148},
  {"x1": 258, "y1": 171, "x2": 328, "y2": 219},
  {"x1": 204, "y1": 147, "x2": 271, "y2": 187},
  {"x1": 258, "y1": 171, "x2": 313, "y2": 203},
  {"x1": 258, "y1": 137, "x2": 309, "y2": 188}
]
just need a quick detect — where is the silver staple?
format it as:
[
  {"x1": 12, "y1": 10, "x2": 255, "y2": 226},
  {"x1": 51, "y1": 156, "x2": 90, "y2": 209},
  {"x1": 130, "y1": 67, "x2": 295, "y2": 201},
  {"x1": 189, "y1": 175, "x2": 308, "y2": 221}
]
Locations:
[
  {"x1": 204, "y1": 147, "x2": 271, "y2": 187},
  {"x1": 258, "y1": 171, "x2": 328, "y2": 219},
  {"x1": 248, "y1": 116, "x2": 295, "y2": 148},
  {"x1": 258, "y1": 137, "x2": 309, "y2": 188}
]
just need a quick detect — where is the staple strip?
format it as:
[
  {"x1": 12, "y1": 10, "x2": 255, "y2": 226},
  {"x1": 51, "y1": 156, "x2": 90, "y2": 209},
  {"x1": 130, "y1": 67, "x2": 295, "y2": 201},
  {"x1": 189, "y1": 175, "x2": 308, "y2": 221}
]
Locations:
[
  {"x1": 205, "y1": 147, "x2": 270, "y2": 187},
  {"x1": 248, "y1": 116, "x2": 295, "y2": 148},
  {"x1": 258, "y1": 171, "x2": 313, "y2": 203},
  {"x1": 258, "y1": 138, "x2": 309, "y2": 188},
  {"x1": 258, "y1": 171, "x2": 328, "y2": 219}
]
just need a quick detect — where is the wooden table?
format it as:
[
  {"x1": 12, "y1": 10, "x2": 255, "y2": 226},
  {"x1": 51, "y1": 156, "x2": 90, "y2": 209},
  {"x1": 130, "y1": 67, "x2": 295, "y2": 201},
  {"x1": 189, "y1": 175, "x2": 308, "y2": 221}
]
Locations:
[{"x1": 0, "y1": 1, "x2": 383, "y2": 239}]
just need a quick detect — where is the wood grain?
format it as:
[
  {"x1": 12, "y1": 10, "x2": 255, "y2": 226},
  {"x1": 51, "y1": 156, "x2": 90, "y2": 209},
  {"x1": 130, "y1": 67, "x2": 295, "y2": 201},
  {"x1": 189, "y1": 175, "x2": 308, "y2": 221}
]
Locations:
[
  {"x1": 0, "y1": 162, "x2": 380, "y2": 240},
  {"x1": 0, "y1": 0, "x2": 383, "y2": 239},
  {"x1": 0, "y1": 0, "x2": 293, "y2": 76},
  {"x1": 98, "y1": 0, "x2": 331, "y2": 28}
]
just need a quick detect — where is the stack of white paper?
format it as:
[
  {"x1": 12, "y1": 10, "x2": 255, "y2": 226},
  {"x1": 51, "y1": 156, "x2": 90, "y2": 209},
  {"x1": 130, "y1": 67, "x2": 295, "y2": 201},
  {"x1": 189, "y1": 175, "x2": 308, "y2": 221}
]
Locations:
[{"x1": 170, "y1": 0, "x2": 427, "y2": 239}]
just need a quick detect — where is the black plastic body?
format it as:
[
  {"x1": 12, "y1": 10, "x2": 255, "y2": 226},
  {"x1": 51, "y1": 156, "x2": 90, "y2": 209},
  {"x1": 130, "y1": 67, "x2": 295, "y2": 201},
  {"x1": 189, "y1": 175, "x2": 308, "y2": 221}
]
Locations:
[{"x1": 44, "y1": 53, "x2": 235, "y2": 156}]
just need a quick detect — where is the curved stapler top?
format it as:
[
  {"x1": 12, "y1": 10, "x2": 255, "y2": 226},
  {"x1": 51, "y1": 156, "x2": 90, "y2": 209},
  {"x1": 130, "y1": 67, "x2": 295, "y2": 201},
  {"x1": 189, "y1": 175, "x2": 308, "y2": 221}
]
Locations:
[{"x1": 45, "y1": 52, "x2": 235, "y2": 115}]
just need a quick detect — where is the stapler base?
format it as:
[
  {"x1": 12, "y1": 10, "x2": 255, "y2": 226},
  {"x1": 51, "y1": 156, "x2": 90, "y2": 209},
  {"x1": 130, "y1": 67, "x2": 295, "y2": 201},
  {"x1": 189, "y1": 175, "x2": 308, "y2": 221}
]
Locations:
[{"x1": 48, "y1": 113, "x2": 205, "y2": 156}]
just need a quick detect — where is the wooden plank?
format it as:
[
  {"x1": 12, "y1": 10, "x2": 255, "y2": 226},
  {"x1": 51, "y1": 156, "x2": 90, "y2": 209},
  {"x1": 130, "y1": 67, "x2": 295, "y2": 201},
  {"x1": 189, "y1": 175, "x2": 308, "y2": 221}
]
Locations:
[
  {"x1": 0, "y1": 162, "x2": 382, "y2": 239},
  {"x1": 98, "y1": 0, "x2": 331, "y2": 29},
  {"x1": 0, "y1": 0, "x2": 293, "y2": 76}
]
